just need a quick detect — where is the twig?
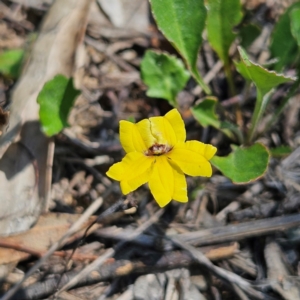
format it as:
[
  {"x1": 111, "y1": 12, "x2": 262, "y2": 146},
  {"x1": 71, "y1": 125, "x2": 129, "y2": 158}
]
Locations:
[
  {"x1": 94, "y1": 213, "x2": 300, "y2": 249},
  {"x1": 176, "y1": 213, "x2": 300, "y2": 246},
  {"x1": 265, "y1": 239, "x2": 300, "y2": 299},
  {"x1": 1, "y1": 197, "x2": 103, "y2": 300},
  {"x1": 169, "y1": 236, "x2": 266, "y2": 299},
  {"x1": 55, "y1": 208, "x2": 165, "y2": 296},
  {"x1": 0, "y1": 240, "x2": 97, "y2": 261},
  {"x1": 7, "y1": 244, "x2": 238, "y2": 300},
  {"x1": 231, "y1": 283, "x2": 250, "y2": 300}
]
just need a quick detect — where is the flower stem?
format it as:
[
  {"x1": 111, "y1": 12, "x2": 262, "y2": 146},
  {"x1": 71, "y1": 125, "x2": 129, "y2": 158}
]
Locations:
[
  {"x1": 224, "y1": 63, "x2": 236, "y2": 97},
  {"x1": 224, "y1": 63, "x2": 244, "y2": 132},
  {"x1": 192, "y1": 65, "x2": 212, "y2": 95},
  {"x1": 246, "y1": 89, "x2": 271, "y2": 144}
]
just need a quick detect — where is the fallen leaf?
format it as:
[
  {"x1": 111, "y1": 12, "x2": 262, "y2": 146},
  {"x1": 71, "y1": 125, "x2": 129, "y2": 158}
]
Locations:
[{"x1": 0, "y1": 213, "x2": 98, "y2": 265}]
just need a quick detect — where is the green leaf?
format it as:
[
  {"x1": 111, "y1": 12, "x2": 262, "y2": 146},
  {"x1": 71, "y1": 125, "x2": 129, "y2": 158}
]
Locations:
[
  {"x1": 140, "y1": 50, "x2": 190, "y2": 106},
  {"x1": 211, "y1": 143, "x2": 270, "y2": 184},
  {"x1": 0, "y1": 49, "x2": 24, "y2": 78},
  {"x1": 235, "y1": 47, "x2": 294, "y2": 142},
  {"x1": 269, "y1": 145, "x2": 292, "y2": 158},
  {"x1": 127, "y1": 116, "x2": 136, "y2": 123},
  {"x1": 290, "y1": 8, "x2": 300, "y2": 48},
  {"x1": 149, "y1": 0, "x2": 210, "y2": 94},
  {"x1": 235, "y1": 47, "x2": 295, "y2": 142},
  {"x1": 37, "y1": 75, "x2": 80, "y2": 137},
  {"x1": 206, "y1": 0, "x2": 243, "y2": 65},
  {"x1": 270, "y1": 2, "x2": 300, "y2": 71},
  {"x1": 235, "y1": 47, "x2": 294, "y2": 96},
  {"x1": 191, "y1": 97, "x2": 242, "y2": 142},
  {"x1": 239, "y1": 24, "x2": 261, "y2": 49},
  {"x1": 191, "y1": 97, "x2": 220, "y2": 128}
]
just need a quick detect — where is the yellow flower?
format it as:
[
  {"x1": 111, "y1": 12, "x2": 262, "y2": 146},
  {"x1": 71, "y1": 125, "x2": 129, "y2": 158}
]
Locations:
[{"x1": 106, "y1": 109, "x2": 217, "y2": 207}]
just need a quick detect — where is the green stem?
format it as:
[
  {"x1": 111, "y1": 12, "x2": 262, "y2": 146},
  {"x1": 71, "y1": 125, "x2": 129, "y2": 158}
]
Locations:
[
  {"x1": 200, "y1": 81, "x2": 212, "y2": 95},
  {"x1": 221, "y1": 126, "x2": 244, "y2": 145},
  {"x1": 224, "y1": 63, "x2": 236, "y2": 97},
  {"x1": 192, "y1": 66, "x2": 211, "y2": 95},
  {"x1": 246, "y1": 89, "x2": 271, "y2": 144},
  {"x1": 224, "y1": 62, "x2": 244, "y2": 134},
  {"x1": 242, "y1": 81, "x2": 251, "y2": 107},
  {"x1": 234, "y1": 128, "x2": 244, "y2": 145}
]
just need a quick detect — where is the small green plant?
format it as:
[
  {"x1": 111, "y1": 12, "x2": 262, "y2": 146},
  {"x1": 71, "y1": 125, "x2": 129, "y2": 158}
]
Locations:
[
  {"x1": 270, "y1": 2, "x2": 300, "y2": 72},
  {"x1": 206, "y1": 0, "x2": 243, "y2": 96},
  {"x1": 235, "y1": 47, "x2": 294, "y2": 144},
  {"x1": 140, "y1": 51, "x2": 190, "y2": 107},
  {"x1": 140, "y1": 0, "x2": 298, "y2": 184},
  {"x1": 37, "y1": 75, "x2": 80, "y2": 136},
  {"x1": 32, "y1": 0, "x2": 299, "y2": 198},
  {"x1": 0, "y1": 49, "x2": 24, "y2": 79},
  {"x1": 149, "y1": 0, "x2": 210, "y2": 94}
]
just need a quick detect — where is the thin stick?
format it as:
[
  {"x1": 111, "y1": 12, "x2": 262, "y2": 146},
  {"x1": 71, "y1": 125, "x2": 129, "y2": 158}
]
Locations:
[
  {"x1": 1, "y1": 197, "x2": 103, "y2": 300},
  {"x1": 95, "y1": 213, "x2": 300, "y2": 249},
  {"x1": 55, "y1": 208, "x2": 165, "y2": 296},
  {"x1": 170, "y1": 236, "x2": 265, "y2": 299},
  {"x1": 177, "y1": 213, "x2": 300, "y2": 246},
  {"x1": 4, "y1": 244, "x2": 239, "y2": 299}
]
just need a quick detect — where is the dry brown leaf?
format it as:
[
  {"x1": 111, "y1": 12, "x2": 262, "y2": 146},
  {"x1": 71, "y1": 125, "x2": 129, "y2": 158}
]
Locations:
[{"x1": 0, "y1": 212, "x2": 98, "y2": 265}]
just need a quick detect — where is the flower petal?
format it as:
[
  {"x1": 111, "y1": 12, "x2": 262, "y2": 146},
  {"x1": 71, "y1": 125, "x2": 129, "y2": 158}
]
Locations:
[
  {"x1": 169, "y1": 160, "x2": 188, "y2": 203},
  {"x1": 148, "y1": 156, "x2": 174, "y2": 207},
  {"x1": 164, "y1": 109, "x2": 186, "y2": 143},
  {"x1": 120, "y1": 181, "x2": 131, "y2": 194},
  {"x1": 106, "y1": 152, "x2": 153, "y2": 182},
  {"x1": 106, "y1": 161, "x2": 125, "y2": 181},
  {"x1": 184, "y1": 140, "x2": 217, "y2": 160},
  {"x1": 149, "y1": 116, "x2": 177, "y2": 146},
  {"x1": 148, "y1": 156, "x2": 188, "y2": 207},
  {"x1": 168, "y1": 143, "x2": 213, "y2": 177},
  {"x1": 121, "y1": 168, "x2": 151, "y2": 194},
  {"x1": 136, "y1": 119, "x2": 156, "y2": 149},
  {"x1": 120, "y1": 120, "x2": 147, "y2": 153},
  {"x1": 134, "y1": 109, "x2": 184, "y2": 149}
]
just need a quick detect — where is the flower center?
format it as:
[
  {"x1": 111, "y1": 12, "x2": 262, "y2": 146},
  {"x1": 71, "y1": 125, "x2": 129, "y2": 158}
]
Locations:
[{"x1": 145, "y1": 143, "x2": 172, "y2": 156}]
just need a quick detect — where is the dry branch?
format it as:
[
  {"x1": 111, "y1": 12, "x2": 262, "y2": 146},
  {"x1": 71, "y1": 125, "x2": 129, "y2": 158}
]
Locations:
[
  {"x1": 94, "y1": 214, "x2": 300, "y2": 249},
  {"x1": 177, "y1": 213, "x2": 300, "y2": 246}
]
